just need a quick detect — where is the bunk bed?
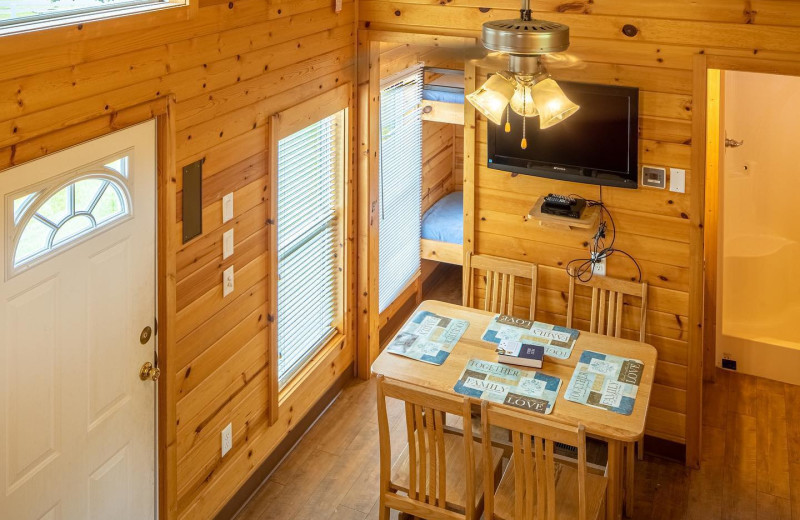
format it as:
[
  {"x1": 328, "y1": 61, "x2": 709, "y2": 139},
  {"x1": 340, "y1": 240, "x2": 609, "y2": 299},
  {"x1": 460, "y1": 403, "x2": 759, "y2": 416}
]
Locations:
[
  {"x1": 420, "y1": 67, "x2": 465, "y2": 265},
  {"x1": 421, "y1": 67, "x2": 465, "y2": 125},
  {"x1": 421, "y1": 191, "x2": 463, "y2": 265}
]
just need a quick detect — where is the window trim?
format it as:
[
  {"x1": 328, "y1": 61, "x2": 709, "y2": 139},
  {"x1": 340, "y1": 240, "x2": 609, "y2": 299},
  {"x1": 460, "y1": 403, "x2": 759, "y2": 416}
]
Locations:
[
  {"x1": 5, "y1": 149, "x2": 134, "y2": 280},
  {"x1": 0, "y1": 0, "x2": 194, "y2": 38},
  {"x1": 268, "y1": 83, "x2": 352, "y2": 422}
]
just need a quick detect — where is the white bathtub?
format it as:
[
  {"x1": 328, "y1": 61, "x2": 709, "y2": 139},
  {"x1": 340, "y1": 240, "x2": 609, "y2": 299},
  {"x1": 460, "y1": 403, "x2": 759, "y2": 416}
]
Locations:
[{"x1": 718, "y1": 235, "x2": 800, "y2": 384}]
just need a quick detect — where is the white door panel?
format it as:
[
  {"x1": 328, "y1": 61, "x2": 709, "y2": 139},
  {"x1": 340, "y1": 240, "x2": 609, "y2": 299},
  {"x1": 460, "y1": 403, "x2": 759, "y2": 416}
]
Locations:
[{"x1": 0, "y1": 121, "x2": 157, "y2": 520}]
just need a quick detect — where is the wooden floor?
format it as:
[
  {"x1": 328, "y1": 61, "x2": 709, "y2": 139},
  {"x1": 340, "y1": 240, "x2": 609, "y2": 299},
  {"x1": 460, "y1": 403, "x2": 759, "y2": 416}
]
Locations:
[
  {"x1": 234, "y1": 270, "x2": 800, "y2": 519},
  {"x1": 234, "y1": 368, "x2": 800, "y2": 520}
]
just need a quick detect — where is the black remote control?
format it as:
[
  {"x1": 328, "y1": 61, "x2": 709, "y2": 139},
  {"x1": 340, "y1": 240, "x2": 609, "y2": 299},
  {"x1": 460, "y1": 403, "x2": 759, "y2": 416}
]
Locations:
[{"x1": 544, "y1": 193, "x2": 576, "y2": 208}]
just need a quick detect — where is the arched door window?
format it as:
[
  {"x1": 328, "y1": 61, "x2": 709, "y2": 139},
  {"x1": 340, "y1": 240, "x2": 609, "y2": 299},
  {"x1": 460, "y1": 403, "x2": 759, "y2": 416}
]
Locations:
[{"x1": 8, "y1": 154, "x2": 132, "y2": 275}]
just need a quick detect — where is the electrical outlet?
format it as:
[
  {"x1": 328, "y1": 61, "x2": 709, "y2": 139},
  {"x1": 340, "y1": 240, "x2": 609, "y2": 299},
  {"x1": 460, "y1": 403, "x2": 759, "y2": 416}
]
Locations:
[
  {"x1": 223, "y1": 266, "x2": 234, "y2": 297},
  {"x1": 222, "y1": 229, "x2": 234, "y2": 260},
  {"x1": 221, "y1": 423, "x2": 233, "y2": 458},
  {"x1": 222, "y1": 193, "x2": 234, "y2": 223},
  {"x1": 591, "y1": 254, "x2": 606, "y2": 276}
]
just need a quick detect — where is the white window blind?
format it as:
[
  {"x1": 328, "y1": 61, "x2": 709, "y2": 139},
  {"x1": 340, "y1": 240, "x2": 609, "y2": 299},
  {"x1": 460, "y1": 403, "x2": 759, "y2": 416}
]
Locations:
[
  {"x1": 378, "y1": 68, "x2": 423, "y2": 312},
  {"x1": 0, "y1": 0, "x2": 174, "y2": 27},
  {"x1": 276, "y1": 113, "x2": 342, "y2": 387}
]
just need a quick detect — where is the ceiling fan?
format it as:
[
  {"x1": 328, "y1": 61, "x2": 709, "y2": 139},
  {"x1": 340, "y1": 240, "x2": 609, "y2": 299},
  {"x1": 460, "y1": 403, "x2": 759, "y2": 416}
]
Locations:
[{"x1": 466, "y1": 0, "x2": 581, "y2": 148}]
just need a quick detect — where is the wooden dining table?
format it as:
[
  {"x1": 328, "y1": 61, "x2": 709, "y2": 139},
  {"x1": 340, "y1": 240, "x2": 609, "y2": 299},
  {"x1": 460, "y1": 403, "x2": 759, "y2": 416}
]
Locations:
[{"x1": 371, "y1": 300, "x2": 658, "y2": 520}]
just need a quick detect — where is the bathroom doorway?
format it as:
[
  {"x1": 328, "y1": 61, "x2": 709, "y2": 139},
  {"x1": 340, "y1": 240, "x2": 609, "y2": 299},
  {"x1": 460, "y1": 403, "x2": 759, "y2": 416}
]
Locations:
[{"x1": 705, "y1": 67, "x2": 800, "y2": 385}]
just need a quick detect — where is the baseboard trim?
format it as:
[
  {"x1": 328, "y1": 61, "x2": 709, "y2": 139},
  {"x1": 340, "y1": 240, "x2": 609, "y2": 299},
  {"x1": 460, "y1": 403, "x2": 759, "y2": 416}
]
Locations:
[{"x1": 214, "y1": 366, "x2": 354, "y2": 520}]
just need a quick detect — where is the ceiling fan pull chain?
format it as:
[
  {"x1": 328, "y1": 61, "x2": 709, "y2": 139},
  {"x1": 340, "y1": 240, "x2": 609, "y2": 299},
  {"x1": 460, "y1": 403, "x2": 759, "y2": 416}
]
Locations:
[
  {"x1": 505, "y1": 106, "x2": 512, "y2": 133},
  {"x1": 521, "y1": 116, "x2": 528, "y2": 149}
]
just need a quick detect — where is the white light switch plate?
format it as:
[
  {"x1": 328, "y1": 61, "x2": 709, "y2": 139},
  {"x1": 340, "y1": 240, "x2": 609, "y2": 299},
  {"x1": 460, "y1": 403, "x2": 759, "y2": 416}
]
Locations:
[
  {"x1": 221, "y1": 423, "x2": 233, "y2": 458},
  {"x1": 223, "y1": 266, "x2": 234, "y2": 297},
  {"x1": 669, "y1": 168, "x2": 686, "y2": 193},
  {"x1": 222, "y1": 229, "x2": 234, "y2": 260},
  {"x1": 222, "y1": 193, "x2": 234, "y2": 223}
]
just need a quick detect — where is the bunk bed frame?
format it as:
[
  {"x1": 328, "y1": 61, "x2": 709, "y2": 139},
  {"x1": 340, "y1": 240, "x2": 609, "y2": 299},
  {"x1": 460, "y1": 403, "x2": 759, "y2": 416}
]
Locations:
[{"x1": 420, "y1": 66, "x2": 465, "y2": 266}]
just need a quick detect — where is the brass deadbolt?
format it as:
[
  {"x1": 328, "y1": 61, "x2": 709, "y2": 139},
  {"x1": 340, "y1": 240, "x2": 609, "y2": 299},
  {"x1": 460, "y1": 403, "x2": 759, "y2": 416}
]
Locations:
[
  {"x1": 140, "y1": 326, "x2": 153, "y2": 344},
  {"x1": 139, "y1": 362, "x2": 160, "y2": 382}
]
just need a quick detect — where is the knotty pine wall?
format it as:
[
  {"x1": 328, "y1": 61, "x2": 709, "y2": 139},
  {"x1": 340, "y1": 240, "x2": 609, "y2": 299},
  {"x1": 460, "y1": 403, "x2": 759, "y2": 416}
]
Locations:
[
  {"x1": 360, "y1": 0, "x2": 800, "y2": 462},
  {"x1": 0, "y1": 1, "x2": 356, "y2": 519},
  {"x1": 422, "y1": 121, "x2": 457, "y2": 213}
]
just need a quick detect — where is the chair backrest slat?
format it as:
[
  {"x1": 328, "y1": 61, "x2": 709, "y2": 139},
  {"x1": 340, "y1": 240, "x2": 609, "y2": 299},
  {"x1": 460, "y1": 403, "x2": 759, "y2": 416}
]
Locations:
[
  {"x1": 482, "y1": 401, "x2": 591, "y2": 520},
  {"x1": 567, "y1": 272, "x2": 649, "y2": 342},
  {"x1": 464, "y1": 253, "x2": 539, "y2": 320},
  {"x1": 377, "y1": 376, "x2": 476, "y2": 519}
]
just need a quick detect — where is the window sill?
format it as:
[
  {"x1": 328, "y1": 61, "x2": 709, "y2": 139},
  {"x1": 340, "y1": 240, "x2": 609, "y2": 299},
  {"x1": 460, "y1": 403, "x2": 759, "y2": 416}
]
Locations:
[
  {"x1": 277, "y1": 332, "x2": 347, "y2": 409},
  {"x1": 0, "y1": 1, "x2": 195, "y2": 40}
]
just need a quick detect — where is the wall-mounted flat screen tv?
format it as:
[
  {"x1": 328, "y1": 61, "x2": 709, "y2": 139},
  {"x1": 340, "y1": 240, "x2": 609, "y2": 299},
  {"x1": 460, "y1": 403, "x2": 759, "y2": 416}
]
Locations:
[{"x1": 488, "y1": 81, "x2": 639, "y2": 189}]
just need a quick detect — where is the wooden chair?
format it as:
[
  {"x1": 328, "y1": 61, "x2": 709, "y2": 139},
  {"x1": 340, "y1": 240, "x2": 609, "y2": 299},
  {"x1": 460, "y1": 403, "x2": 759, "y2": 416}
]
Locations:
[
  {"x1": 480, "y1": 401, "x2": 607, "y2": 520},
  {"x1": 566, "y1": 273, "x2": 648, "y2": 343},
  {"x1": 463, "y1": 253, "x2": 539, "y2": 319},
  {"x1": 376, "y1": 375, "x2": 504, "y2": 520},
  {"x1": 566, "y1": 272, "x2": 648, "y2": 517}
]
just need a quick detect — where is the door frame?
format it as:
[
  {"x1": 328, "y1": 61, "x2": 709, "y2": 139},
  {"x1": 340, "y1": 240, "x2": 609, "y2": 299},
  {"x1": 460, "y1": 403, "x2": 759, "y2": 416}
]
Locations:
[
  {"x1": 0, "y1": 95, "x2": 177, "y2": 520},
  {"x1": 699, "y1": 55, "x2": 800, "y2": 380},
  {"x1": 355, "y1": 30, "x2": 476, "y2": 378},
  {"x1": 697, "y1": 55, "x2": 800, "y2": 468}
]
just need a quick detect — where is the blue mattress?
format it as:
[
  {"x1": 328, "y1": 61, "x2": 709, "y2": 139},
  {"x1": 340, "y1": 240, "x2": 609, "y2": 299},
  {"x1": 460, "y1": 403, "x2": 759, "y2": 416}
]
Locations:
[
  {"x1": 422, "y1": 89, "x2": 465, "y2": 104},
  {"x1": 421, "y1": 191, "x2": 463, "y2": 245}
]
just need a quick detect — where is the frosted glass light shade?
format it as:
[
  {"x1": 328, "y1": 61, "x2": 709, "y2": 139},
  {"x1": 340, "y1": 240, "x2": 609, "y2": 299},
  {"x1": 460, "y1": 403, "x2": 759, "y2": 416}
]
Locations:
[
  {"x1": 467, "y1": 73, "x2": 515, "y2": 125},
  {"x1": 510, "y1": 81, "x2": 538, "y2": 117},
  {"x1": 532, "y1": 78, "x2": 580, "y2": 129}
]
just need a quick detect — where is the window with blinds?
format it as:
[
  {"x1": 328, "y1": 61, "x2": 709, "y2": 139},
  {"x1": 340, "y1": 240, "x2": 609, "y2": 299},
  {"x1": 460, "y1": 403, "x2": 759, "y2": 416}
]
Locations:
[
  {"x1": 378, "y1": 68, "x2": 423, "y2": 312},
  {"x1": 0, "y1": 0, "x2": 182, "y2": 28},
  {"x1": 276, "y1": 112, "x2": 344, "y2": 387}
]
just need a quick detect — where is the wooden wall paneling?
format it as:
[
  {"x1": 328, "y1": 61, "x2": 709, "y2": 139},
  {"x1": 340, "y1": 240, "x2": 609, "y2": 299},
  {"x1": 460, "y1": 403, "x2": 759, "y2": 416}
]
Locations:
[
  {"x1": 421, "y1": 121, "x2": 456, "y2": 213},
  {"x1": 454, "y1": 125, "x2": 464, "y2": 189},
  {"x1": 0, "y1": 1, "x2": 359, "y2": 517}
]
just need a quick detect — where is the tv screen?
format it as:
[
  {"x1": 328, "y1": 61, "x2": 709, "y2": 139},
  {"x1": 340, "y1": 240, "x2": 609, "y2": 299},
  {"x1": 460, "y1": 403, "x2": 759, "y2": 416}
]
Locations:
[{"x1": 488, "y1": 81, "x2": 639, "y2": 189}]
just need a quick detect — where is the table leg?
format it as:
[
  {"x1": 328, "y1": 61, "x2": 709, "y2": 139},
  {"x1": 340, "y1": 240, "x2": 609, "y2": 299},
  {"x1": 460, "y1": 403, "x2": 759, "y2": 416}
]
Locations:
[
  {"x1": 625, "y1": 442, "x2": 635, "y2": 517},
  {"x1": 607, "y1": 440, "x2": 623, "y2": 520}
]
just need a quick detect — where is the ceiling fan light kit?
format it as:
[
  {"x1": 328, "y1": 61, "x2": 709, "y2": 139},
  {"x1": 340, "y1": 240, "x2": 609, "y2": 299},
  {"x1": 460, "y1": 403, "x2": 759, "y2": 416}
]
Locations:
[{"x1": 467, "y1": 0, "x2": 581, "y2": 146}]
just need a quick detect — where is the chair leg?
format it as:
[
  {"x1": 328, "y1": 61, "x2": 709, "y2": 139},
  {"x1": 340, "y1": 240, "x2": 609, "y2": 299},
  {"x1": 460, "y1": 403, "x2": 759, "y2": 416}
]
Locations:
[
  {"x1": 379, "y1": 495, "x2": 390, "y2": 520},
  {"x1": 637, "y1": 437, "x2": 644, "y2": 461},
  {"x1": 625, "y1": 442, "x2": 635, "y2": 518}
]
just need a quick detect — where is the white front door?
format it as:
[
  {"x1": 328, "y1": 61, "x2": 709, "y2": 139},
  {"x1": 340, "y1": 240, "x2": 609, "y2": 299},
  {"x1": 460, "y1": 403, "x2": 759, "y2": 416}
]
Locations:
[{"x1": 0, "y1": 121, "x2": 157, "y2": 520}]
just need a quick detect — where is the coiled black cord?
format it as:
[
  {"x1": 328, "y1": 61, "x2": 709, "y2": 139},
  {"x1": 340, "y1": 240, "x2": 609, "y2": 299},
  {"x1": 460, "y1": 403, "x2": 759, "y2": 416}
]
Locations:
[{"x1": 565, "y1": 188, "x2": 642, "y2": 283}]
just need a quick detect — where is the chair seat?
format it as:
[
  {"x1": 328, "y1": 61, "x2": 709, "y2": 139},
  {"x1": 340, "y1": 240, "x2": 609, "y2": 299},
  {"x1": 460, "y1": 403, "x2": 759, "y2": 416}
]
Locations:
[
  {"x1": 493, "y1": 456, "x2": 607, "y2": 520},
  {"x1": 391, "y1": 431, "x2": 505, "y2": 514}
]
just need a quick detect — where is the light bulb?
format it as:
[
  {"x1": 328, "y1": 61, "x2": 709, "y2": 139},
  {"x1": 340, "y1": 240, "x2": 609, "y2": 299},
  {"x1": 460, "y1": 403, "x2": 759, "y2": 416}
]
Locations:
[
  {"x1": 510, "y1": 82, "x2": 538, "y2": 117},
  {"x1": 466, "y1": 73, "x2": 515, "y2": 126},
  {"x1": 531, "y1": 78, "x2": 580, "y2": 129}
]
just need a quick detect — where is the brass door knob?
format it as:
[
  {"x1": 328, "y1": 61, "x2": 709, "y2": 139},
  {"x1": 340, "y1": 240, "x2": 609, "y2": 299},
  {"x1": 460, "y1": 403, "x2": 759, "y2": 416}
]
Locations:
[{"x1": 139, "y1": 362, "x2": 161, "y2": 382}]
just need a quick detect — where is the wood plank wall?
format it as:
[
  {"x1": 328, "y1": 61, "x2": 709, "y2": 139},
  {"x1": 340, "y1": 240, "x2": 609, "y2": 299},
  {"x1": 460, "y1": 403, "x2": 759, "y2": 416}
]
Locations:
[
  {"x1": 422, "y1": 121, "x2": 456, "y2": 213},
  {"x1": 359, "y1": 0, "x2": 800, "y2": 461},
  {"x1": 0, "y1": 1, "x2": 356, "y2": 519}
]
